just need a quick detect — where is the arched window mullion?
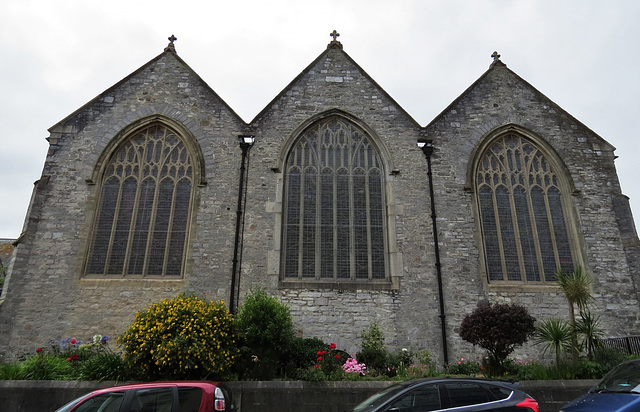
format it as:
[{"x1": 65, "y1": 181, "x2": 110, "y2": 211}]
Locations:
[
  {"x1": 161, "y1": 177, "x2": 179, "y2": 277},
  {"x1": 104, "y1": 177, "x2": 124, "y2": 276},
  {"x1": 492, "y1": 185, "x2": 509, "y2": 280},
  {"x1": 542, "y1": 187, "x2": 561, "y2": 273},
  {"x1": 123, "y1": 145, "x2": 146, "y2": 276}
]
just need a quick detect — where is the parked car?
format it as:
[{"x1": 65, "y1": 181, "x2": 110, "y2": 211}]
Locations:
[
  {"x1": 53, "y1": 381, "x2": 237, "y2": 412},
  {"x1": 560, "y1": 359, "x2": 640, "y2": 412},
  {"x1": 351, "y1": 377, "x2": 539, "y2": 412}
]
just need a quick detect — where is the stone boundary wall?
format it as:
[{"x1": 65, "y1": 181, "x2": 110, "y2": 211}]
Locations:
[{"x1": 0, "y1": 379, "x2": 596, "y2": 412}]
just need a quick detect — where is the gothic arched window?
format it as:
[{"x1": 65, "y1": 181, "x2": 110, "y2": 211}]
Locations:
[
  {"x1": 282, "y1": 117, "x2": 387, "y2": 281},
  {"x1": 476, "y1": 133, "x2": 575, "y2": 283},
  {"x1": 86, "y1": 123, "x2": 194, "y2": 277}
]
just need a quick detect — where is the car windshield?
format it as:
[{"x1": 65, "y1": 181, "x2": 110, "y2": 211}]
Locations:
[
  {"x1": 352, "y1": 383, "x2": 414, "y2": 412},
  {"x1": 593, "y1": 361, "x2": 640, "y2": 394},
  {"x1": 54, "y1": 393, "x2": 92, "y2": 412}
]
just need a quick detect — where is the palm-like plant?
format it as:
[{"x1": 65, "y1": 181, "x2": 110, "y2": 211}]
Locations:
[
  {"x1": 555, "y1": 266, "x2": 593, "y2": 362},
  {"x1": 534, "y1": 319, "x2": 572, "y2": 365},
  {"x1": 576, "y1": 310, "x2": 604, "y2": 361}
]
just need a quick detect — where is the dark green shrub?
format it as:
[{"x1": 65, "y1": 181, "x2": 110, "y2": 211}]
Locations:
[
  {"x1": 234, "y1": 289, "x2": 295, "y2": 379},
  {"x1": 448, "y1": 357, "x2": 482, "y2": 375},
  {"x1": 284, "y1": 337, "x2": 328, "y2": 375},
  {"x1": 78, "y1": 352, "x2": 131, "y2": 382},
  {"x1": 20, "y1": 354, "x2": 73, "y2": 380},
  {"x1": 459, "y1": 302, "x2": 536, "y2": 376},
  {"x1": 356, "y1": 323, "x2": 388, "y2": 375},
  {"x1": 593, "y1": 346, "x2": 633, "y2": 374}
]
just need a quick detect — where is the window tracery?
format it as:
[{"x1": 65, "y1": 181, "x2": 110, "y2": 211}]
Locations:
[
  {"x1": 282, "y1": 117, "x2": 387, "y2": 281},
  {"x1": 476, "y1": 133, "x2": 575, "y2": 282},
  {"x1": 86, "y1": 123, "x2": 193, "y2": 277}
]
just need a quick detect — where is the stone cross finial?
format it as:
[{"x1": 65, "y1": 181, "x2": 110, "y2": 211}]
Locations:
[
  {"x1": 328, "y1": 30, "x2": 343, "y2": 49},
  {"x1": 165, "y1": 34, "x2": 178, "y2": 52},
  {"x1": 491, "y1": 51, "x2": 501, "y2": 61}
]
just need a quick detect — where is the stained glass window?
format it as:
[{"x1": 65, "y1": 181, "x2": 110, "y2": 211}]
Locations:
[
  {"x1": 282, "y1": 117, "x2": 387, "y2": 281},
  {"x1": 86, "y1": 124, "x2": 193, "y2": 277},
  {"x1": 476, "y1": 133, "x2": 574, "y2": 282}
]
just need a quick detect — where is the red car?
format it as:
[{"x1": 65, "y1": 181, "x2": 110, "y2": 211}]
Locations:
[{"x1": 54, "y1": 381, "x2": 237, "y2": 412}]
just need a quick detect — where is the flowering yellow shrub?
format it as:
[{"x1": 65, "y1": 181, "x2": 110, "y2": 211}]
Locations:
[{"x1": 118, "y1": 294, "x2": 238, "y2": 379}]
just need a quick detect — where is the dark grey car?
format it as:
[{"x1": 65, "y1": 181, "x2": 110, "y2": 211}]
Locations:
[{"x1": 351, "y1": 377, "x2": 538, "y2": 412}]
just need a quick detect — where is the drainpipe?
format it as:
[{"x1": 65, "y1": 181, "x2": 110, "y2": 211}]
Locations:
[
  {"x1": 230, "y1": 136, "x2": 255, "y2": 315},
  {"x1": 417, "y1": 139, "x2": 449, "y2": 367}
]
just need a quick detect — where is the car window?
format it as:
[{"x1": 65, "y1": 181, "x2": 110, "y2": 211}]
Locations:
[
  {"x1": 444, "y1": 382, "x2": 493, "y2": 407},
  {"x1": 352, "y1": 383, "x2": 414, "y2": 412},
  {"x1": 596, "y1": 360, "x2": 640, "y2": 393},
  {"x1": 178, "y1": 387, "x2": 203, "y2": 412},
  {"x1": 484, "y1": 384, "x2": 513, "y2": 400},
  {"x1": 128, "y1": 387, "x2": 174, "y2": 412},
  {"x1": 73, "y1": 392, "x2": 125, "y2": 412},
  {"x1": 388, "y1": 384, "x2": 441, "y2": 412}
]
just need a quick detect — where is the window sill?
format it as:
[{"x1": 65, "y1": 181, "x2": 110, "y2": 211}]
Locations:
[{"x1": 279, "y1": 279, "x2": 396, "y2": 291}]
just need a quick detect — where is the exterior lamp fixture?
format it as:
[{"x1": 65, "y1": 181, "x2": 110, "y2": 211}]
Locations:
[
  {"x1": 230, "y1": 135, "x2": 255, "y2": 315},
  {"x1": 417, "y1": 139, "x2": 449, "y2": 366},
  {"x1": 239, "y1": 135, "x2": 256, "y2": 147}
]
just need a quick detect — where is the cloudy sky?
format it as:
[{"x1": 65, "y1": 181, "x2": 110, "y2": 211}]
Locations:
[{"x1": 1, "y1": 0, "x2": 638, "y2": 239}]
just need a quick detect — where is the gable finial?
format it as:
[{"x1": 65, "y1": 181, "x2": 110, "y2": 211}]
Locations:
[
  {"x1": 328, "y1": 30, "x2": 343, "y2": 49},
  {"x1": 490, "y1": 50, "x2": 506, "y2": 67},
  {"x1": 165, "y1": 34, "x2": 178, "y2": 53}
]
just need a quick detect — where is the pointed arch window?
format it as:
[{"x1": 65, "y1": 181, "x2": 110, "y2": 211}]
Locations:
[
  {"x1": 282, "y1": 117, "x2": 387, "y2": 281},
  {"x1": 86, "y1": 123, "x2": 193, "y2": 277},
  {"x1": 476, "y1": 133, "x2": 575, "y2": 283}
]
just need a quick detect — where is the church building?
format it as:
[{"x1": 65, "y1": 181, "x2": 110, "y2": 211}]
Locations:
[{"x1": 1, "y1": 33, "x2": 639, "y2": 364}]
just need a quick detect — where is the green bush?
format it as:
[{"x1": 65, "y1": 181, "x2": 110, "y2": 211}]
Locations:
[
  {"x1": 234, "y1": 289, "x2": 295, "y2": 379},
  {"x1": 236, "y1": 289, "x2": 294, "y2": 348},
  {"x1": 448, "y1": 357, "x2": 482, "y2": 375},
  {"x1": 0, "y1": 362, "x2": 24, "y2": 380},
  {"x1": 20, "y1": 354, "x2": 73, "y2": 380},
  {"x1": 356, "y1": 323, "x2": 388, "y2": 376},
  {"x1": 78, "y1": 352, "x2": 131, "y2": 382},
  {"x1": 118, "y1": 293, "x2": 238, "y2": 380}
]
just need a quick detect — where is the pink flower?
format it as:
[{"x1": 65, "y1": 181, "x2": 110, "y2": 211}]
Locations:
[{"x1": 329, "y1": 343, "x2": 337, "y2": 349}]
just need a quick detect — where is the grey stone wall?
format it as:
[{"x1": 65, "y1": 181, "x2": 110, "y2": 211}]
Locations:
[{"x1": 0, "y1": 43, "x2": 638, "y2": 366}]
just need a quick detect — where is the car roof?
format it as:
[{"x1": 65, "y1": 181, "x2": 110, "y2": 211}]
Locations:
[
  {"x1": 398, "y1": 377, "x2": 520, "y2": 390},
  {"x1": 88, "y1": 381, "x2": 222, "y2": 396}
]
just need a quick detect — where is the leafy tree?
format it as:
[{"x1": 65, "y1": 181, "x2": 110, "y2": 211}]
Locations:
[
  {"x1": 459, "y1": 302, "x2": 536, "y2": 376},
  {"x1": 555, "y1": 266, "x2": 593, "y2": 362},
  {"x1": 534, "y1": 319, "x2": 572, "y2": 365}
]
